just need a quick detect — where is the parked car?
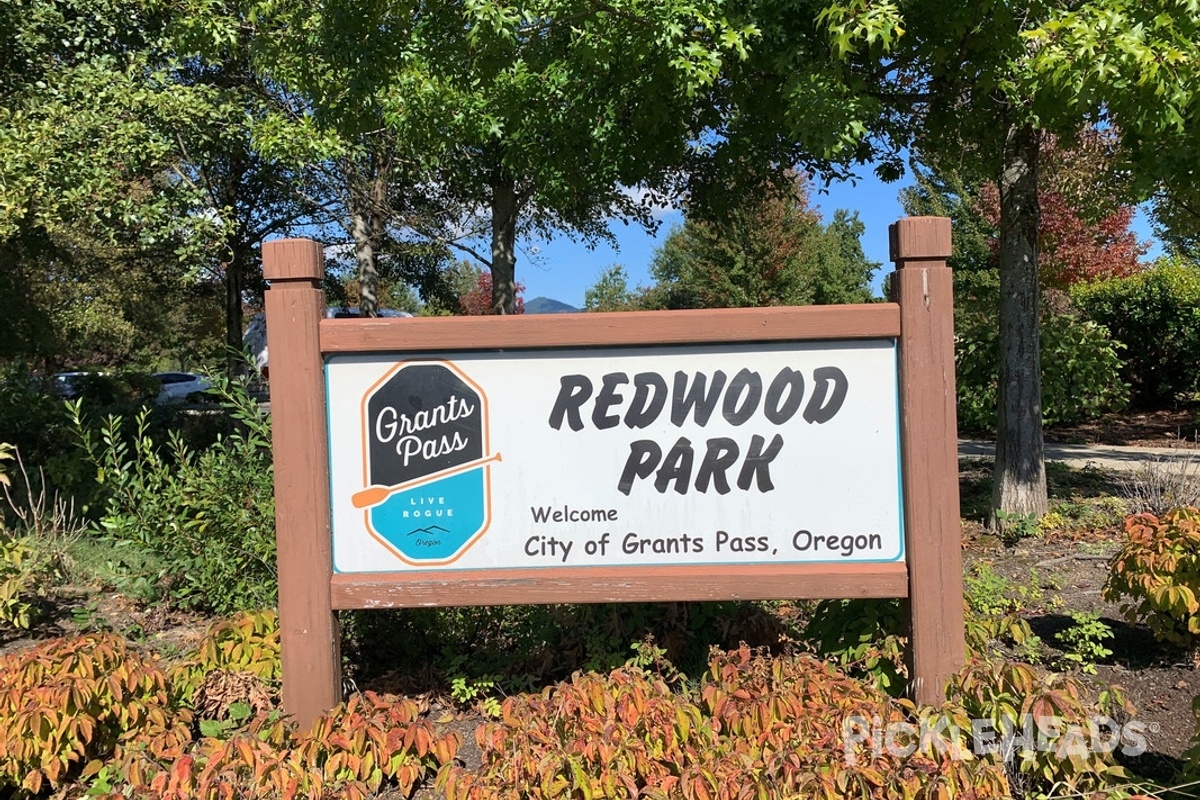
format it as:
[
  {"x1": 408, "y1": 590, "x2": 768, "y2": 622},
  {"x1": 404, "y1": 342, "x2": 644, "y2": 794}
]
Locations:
[
  {"x1": 324, "y1": 307, "x2": 413, "y2": 320},
  {"x1": 152, "y1": 371, "x2": 212, "y2": 404},
  {"x1": 52, "y1": 371, "x2": 101, "y2": 400}
]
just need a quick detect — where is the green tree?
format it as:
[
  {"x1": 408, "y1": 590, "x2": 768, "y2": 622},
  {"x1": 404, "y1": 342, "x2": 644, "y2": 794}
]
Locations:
[
  {"x1": 168, "y1": 47, "x2": 321, "y2": 374},
  {"x1": 250, "y1": 111, "x2": 463, "y2": 319},
  {"x1": 901, "y1": 136, "x2": 1145, "y2": 325},
  {"x1": 812, "y1": 209, "x2": 877, "y2": 305},
  {"x1": 642, "y1": 175, "x2": 877, "y2": 309},
  {"x1": 174, "y1": 0, "x2": 395, "y2": 320},
  {"x1": 583, "y1": 266, "x2": 636, "y2": 312},
  {"x1": 0, "y1": 231, "x2": 221, "y2": 370},
  {"x1": 0, "y1": 0, "x2": 248, "y2": 370},
  {"x1": 9, "y1": 0, "x2": 435, "y2": 368},
  {"x1": 1132, "y1": 46, "x2": 1200, "y2": 262},
  {"x1": 0, "y1": 0, "x2": 198, "y2": 245},
  {"x1": 899, "y1": 164, "x2": 996, "y2": 280},
  {"x1": 225, "y1": 0, "x2": 759, "y2": 315},
  {"x1": 803, "y1": 0, "x2": 1200, "y2": 525},
  {"x1": 902, "y1": 142, "x2": 1137, "y2": 434},
  {"x1": 1152, "y1": 186, "x2": 1200, "y2": 263}
]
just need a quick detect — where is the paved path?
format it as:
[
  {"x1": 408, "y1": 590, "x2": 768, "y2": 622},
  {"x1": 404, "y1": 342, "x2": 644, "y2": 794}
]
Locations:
[{"x1": 958, "y1": 439, "x2": 1198, "y2": 473}]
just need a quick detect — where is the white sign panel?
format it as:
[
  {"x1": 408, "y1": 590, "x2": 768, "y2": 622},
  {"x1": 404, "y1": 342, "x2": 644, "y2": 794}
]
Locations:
[{"x1": 325, "y1": 340, "x2": 903, "y2": 572}]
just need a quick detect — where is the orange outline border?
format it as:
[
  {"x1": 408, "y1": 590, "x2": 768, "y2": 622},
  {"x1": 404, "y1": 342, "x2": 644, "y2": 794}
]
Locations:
[{"x1": 358, "y1": 359, "x2": 494, "y2": 567}]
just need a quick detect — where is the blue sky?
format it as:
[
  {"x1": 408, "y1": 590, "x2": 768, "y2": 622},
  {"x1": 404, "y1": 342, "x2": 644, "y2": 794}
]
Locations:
[
  {"x1": 516, "y1": 173, "x2": 1161, "y2": 308},
  {"x1": 517, "y1": 171, "x2": 906, "y2": 308}
]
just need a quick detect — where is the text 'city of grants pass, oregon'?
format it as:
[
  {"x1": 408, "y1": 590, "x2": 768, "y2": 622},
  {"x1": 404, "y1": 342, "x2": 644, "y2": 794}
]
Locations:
[{"x1": 326, "y1": 341, "x2": 904, "y2": 573}]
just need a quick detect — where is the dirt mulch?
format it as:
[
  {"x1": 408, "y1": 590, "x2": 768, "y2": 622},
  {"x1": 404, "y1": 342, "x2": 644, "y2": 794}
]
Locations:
[
  {"x1": 1047, "y1": 405, "x2": 1200, "y2": 449},
  {"x1": 964, "y1": 524, "x2": 1198, "y2": 787}
]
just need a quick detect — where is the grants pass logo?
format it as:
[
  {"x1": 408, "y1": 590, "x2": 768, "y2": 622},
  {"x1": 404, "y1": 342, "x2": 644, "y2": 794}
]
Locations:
[{"x1": 352, "y1": 361, "x2": 499, "y2": 565}]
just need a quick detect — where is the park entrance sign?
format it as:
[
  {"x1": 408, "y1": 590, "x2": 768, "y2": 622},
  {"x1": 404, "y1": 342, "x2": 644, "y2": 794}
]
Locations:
[
  {"x1": 327, "y1": 341, "x2": 903, "y2": 572},
  {"x1": 263, "y1": 217, "x2": 964, "y2": 726}
]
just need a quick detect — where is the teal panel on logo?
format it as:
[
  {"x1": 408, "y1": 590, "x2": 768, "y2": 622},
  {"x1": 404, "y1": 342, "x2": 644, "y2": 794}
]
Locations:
[{"x1": 369, "y1": 468, "x2": 487, "y2": 562}]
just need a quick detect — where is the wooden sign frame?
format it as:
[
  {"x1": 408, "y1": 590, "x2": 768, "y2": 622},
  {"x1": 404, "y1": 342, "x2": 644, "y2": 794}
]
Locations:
[{"x1": 263, "y1": 216, "x2": 964, "y2": 726}]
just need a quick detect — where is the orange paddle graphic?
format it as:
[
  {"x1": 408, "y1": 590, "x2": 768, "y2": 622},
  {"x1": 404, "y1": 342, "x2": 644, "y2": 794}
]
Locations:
[{"x1": 351, "y1": 453, "x2": 503, "y2": 510}]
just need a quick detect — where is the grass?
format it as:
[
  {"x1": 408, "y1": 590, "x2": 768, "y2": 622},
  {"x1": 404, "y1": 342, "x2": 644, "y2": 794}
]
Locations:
[{"x1": 64, "y1": 536, "x2": 167, "y2": 604}]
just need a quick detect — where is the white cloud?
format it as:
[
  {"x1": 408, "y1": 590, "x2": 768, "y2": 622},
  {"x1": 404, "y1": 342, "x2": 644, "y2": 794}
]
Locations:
[{"x1": 619, "y1": 185, "x2": 678, "y2": 220}]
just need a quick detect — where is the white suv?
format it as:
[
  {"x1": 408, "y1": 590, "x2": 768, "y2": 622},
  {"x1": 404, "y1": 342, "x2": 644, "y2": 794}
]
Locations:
[{"x1": 152, "y1": 372, "x2": 212, "y2": 404}]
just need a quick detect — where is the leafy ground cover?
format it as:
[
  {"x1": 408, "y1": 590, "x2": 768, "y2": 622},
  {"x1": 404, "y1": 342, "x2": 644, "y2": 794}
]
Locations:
[{"x1": 1, "y1": 407, "x2": 1199, "y2": 798}]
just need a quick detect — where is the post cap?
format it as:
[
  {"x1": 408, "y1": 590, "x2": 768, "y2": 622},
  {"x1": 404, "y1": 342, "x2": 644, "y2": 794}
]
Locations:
[
  {"x1": 263, "y1": 238, "x2": 324, "y2": 281},
  {"x1": 889, "y1": 217, "x2": 952, "y2": 264}
]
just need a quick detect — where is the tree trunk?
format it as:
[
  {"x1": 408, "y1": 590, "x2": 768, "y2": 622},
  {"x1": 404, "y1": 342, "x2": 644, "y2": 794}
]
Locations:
[
  {"x1": 348, "y1": 146, "x2": 389, "y2": 317},
  {"x1": 223, "y1": 239, "x2": 246, "y2": 378},
  {"x1": 351, "y1": 210, "x2": 378, "y2": 316},
  {"x1": 490, "y1": 174, "x2": 519, "y2": 315},
  {"x1": 991, "y1": 122, "x2": 1047, "y2": 529}
]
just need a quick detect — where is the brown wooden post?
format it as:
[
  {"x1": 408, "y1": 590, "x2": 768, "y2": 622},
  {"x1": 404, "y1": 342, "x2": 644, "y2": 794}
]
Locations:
[
  {"x1": 263, "y1": 238, "x2": 341, "y2": 727},
  {"x1": 890, "y1": 217, "x2": 965, "y2": 704}
]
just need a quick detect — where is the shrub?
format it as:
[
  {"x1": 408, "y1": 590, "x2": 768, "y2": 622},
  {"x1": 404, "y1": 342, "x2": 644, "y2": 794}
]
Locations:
[
  {"x1": 955, "y1": 302, "x2": 1127, "y2": 431},
  {"x1": 803, "y1": 598, "x2": 908, "y2": 694},
  {"x1": 0, "y1": 366, "x2": 234, "y2": 517},
  {"x1": 340, "y1": 600, "x2": 780, "y2": 696},
  {"x1": 962, "y1": 563, "x2": 1039, "y2": 659},
  {"x1": 171, "y1": 610, "x2": 282, "y2": 708},
  {"x1": 119, "y1": 692, "x2": 458, "y2": 800},
  {"x1": 0, "y1": 634, "x2": 193, "y2": 795},
  {"x1": 339, "y1": 604, "x2": 573, "y2": 695},
  {"x1": 193, "y1": 610, "x2": 281, "y2": 685},
  {"x1": 441, "y1": 646, "x2": 1010, "y2": 800},
  {"x1": 1072, "y1": 258, "x2": 1200, "y2": 407},
  {"x1": 1038, "y1": 495, "x2": 1129, "y2": 535},
  {"x1": 1118, "y1": 454, "x2": 1200, "y2": 515},
  {"x1": 0, "y1": 367, "x2": 91, "y2": 508},
  {"x1": 1053, "y1": 611, "x2": 1114, "y2": 674},
  {"x1": 69, "y1": 372, "x2": 162, "y2": 412},
  {"x1": 1104, "y1": 507, "x2": 1200, "y2": 652},
  {"x1": 0, "y1": 531, "x2": 38, "y2": 629},
  {"x1": 71, "y1": 374, "x2": 276, "y2": 614},
  {"x1": 946, "y1": 658, "x2": 1134, "y2": 799},
  {"x1": 702, "y1": 648, "x2": 1009, "y2": 798},
  {"x1": 0, "y1": 444, "x2": 85, "y2": 629},
  {"x1": 0, "y1": 624, "x2": 454, "y2": 800},
  {"x1": 945, "y1": 657, "x2": 1132, "y2": 800}
]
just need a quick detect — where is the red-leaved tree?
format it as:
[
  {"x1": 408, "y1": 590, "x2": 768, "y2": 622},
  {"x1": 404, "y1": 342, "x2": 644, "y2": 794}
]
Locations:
[
  {"x1": 978, "y1": 130, "x2": 1146, "y2": 288},
  {"x1": 459, "y1": 271, "x2": 525, "y2": 315}
]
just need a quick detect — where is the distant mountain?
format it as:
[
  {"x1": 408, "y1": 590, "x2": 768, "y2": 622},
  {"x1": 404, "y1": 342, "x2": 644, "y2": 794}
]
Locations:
[{"x1": 525, "y1": 296, "x2": 579, "y2": 314}]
